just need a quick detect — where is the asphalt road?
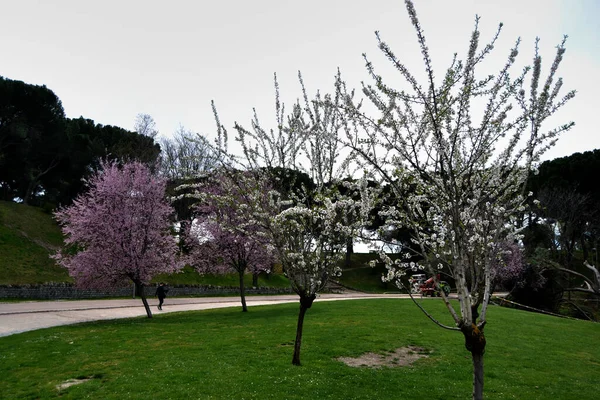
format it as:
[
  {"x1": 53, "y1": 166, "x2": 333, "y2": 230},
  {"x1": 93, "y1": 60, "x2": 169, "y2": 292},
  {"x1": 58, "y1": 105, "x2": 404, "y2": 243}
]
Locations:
[{"x1": 0, "y1": 293, "x2": 411, "y2": 337}]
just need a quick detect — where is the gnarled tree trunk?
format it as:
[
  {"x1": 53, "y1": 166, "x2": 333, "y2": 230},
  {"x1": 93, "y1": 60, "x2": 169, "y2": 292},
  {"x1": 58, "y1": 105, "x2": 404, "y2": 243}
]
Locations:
[
  {"x1": 292, "y1": 294, "x2": 316, "y2": 366},
  {"x1": 461, "y1": 323, "x2": 486, "y2": 400}
]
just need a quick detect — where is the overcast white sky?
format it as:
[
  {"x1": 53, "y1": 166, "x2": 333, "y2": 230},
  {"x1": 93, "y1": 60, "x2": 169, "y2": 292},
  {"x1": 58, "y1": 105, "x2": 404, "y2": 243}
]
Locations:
[{"x1": 2, "y1": 0, "x2": 598, "y2": 162}]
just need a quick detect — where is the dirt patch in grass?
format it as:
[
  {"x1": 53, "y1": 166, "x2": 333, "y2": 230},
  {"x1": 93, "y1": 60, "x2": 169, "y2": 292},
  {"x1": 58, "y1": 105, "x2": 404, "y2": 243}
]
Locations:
[
  {"x1": 337, "y1": 346, "x2": 429, "y2": 368},
  {"x1": 56, "y1": 377, "x2": 93, "y2": 390}
]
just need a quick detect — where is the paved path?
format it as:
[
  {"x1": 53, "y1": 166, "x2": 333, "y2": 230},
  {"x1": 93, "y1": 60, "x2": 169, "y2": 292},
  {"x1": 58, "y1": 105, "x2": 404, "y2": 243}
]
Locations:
[{"x1": 0, "y1": 293, "x2": 411, "y2": 337}]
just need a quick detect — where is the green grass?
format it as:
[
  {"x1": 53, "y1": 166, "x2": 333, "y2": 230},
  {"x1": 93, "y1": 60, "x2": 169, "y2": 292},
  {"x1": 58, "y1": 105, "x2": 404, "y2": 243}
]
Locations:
[
  {"x1": 0, "y1": 201, "x2": 291, "y2": 290},
  {"x1": 0, "y1": 299, "x2": 598, "y2": 399},
  {"x1": 337, "y1": 253, "x2": 407, "y2": 293},
  {"x1": 339, "y1": 265, "x2": 402, "y2": 293},
  {"x1": 0, "y1": 200, "x2": 383, "y2": 291},
  {"x1": 153, "y1": 266, "x2": 291, "y2": 288},
  {"x1": 0, "y1": 200, "x2": 70, "y2": 284}
]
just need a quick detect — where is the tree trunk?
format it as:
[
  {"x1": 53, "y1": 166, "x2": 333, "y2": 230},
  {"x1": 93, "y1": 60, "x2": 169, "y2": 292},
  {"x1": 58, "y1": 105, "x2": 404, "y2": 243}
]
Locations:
[
  {"x1": 292, "y1": 294, "x2": 316, "y2": 366},
  {"x1": 135, "y1": 281, "x2": 153, "y2": 318},
  {"x1": 581, "y1": 234, "x2": 589, "y2": 263},
  {"x1": 23, "y1": 178, "x2": 38, "y2": 205},
  {"x1": 471, "y1": 350, "x2": 484, "y2": 400},
  {"x1": 239, "y1": 270, "x2": 248, "y2": 312},
  {"x1": 252, "y1": 271, "x2": 259, "y2": 288},
  {"x1": 23, "y1": 160, "x2": 59, "y2": 205},
  {"x1": 345, "y1": 238, "x2": 353, "y2": 268},
  {"x1": 461, "y1": 323, "x2": 486, "y2": 400}
]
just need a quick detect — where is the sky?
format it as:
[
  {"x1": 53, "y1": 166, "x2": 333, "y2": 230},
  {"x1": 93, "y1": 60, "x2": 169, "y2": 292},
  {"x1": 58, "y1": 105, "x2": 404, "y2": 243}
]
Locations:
[{"x1": 2, "y1": 0, "x2": 599, "y2": 162}]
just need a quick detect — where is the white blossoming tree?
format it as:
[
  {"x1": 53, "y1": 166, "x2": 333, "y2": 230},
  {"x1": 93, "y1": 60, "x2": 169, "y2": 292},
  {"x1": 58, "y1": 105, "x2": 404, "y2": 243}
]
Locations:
[
  {"x1": 212, "y1": 72, "x2": 375, "y2": 365},
  {"x1": 337, "y1": 1, "x2": 575, "y2": 398}
]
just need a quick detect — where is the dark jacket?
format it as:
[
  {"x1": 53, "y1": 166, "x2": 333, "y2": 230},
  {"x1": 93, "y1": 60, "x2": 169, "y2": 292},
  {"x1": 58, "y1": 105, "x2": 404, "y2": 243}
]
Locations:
[{"x1": 155, "y1": 285, "x2": 168, "y2": 298}]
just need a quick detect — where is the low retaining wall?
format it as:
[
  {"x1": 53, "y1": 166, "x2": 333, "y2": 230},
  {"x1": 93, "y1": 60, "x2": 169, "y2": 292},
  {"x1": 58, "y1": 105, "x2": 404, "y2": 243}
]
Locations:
[{"x1": 0, "y1": 283, "x2": 293, "y2": 300}]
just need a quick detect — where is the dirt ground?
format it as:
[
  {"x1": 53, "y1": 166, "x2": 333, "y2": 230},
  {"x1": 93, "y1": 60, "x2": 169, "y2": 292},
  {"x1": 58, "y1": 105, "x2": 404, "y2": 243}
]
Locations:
[{"x1": 337, "y1": 345, "x2": 429, "y2": 368}]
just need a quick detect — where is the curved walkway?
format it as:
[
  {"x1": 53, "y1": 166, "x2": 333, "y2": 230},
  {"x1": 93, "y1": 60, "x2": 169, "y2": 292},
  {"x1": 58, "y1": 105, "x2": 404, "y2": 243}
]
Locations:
[{"x1": 0, "y1": 293, "x2": 411, "y2": 337}]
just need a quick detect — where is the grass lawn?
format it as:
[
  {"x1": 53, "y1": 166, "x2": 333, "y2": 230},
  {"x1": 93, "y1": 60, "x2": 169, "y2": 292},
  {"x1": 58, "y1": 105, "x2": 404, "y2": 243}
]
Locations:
[
  {"x1": 0, "y1": 299, "x2": 598, "y2": 399},
  {"x1": 0, "y1": 201, "x2": 71, "y2": 284},
  {"x1": 338, "y1": 265, "x2": 403, "y2": 293},
  {"x1": 152, "y1": 266, "x2": 291, "y2": 289}
]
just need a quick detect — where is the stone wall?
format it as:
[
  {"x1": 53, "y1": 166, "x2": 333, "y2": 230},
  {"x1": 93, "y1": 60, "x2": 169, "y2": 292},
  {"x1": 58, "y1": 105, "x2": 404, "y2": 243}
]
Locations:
[{"x1": 0, "y1": 283, "x2": 293, "y2": 300}]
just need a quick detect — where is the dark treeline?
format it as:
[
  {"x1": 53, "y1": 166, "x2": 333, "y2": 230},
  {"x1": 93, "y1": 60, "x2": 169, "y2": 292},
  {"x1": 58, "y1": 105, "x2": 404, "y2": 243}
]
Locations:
[
  {"x1": 516, "y1": 150, "x2": 600, "y2": 316},
  {"x1": 0, "y1": 76, "x2": 160, "y2": 207},
  {"x1": 526, "y1": 149, "x2": 600, "y2": 273}
]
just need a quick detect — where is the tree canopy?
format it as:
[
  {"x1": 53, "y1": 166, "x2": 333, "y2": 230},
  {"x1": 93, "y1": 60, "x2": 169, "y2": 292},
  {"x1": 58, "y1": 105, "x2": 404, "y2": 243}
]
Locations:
[
  {"x1": 53, "y1": 161, "x2": 181, "y2": 317},
  {"x1": 0, "y1": 76, "x2": 160, "y2": 207}
]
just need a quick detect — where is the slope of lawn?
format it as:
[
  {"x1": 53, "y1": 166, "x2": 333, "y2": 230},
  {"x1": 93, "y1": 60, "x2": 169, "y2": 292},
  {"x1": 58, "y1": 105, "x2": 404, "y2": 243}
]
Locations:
[
  {"x1": 153, "y1": 266, "x2": 291, "y2": 288},
  {"x1": 0, "y1": 299, "x2": 598, "y2": 399},
  {"x1": 338, "y1": 263, "x2": 402, "y2": 293},
  {"x1": 0, "y1": 201, "x2": 290, "y2": 289},
  {"x1": 0, "y1": 200, "x2": 70, "y2": 284},
  {"x1": 0, "y1": 200, "x2": 371, "y2": 291}
]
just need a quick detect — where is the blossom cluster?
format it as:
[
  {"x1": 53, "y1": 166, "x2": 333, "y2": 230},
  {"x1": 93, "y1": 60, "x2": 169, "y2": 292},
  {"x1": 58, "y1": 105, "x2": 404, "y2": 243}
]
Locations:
[
  {"x1": 54, "y1": 161, "x2": 182, "y2": 288},
  {"x1": 335, "y1": 2, "x2": 574, "y2": 327}
]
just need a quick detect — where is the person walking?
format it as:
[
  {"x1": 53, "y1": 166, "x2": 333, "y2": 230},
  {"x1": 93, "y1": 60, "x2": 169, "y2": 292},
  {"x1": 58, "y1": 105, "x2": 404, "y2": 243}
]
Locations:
[{"x1": 155, "y1": 282, "x2": 168, "y2": 310}]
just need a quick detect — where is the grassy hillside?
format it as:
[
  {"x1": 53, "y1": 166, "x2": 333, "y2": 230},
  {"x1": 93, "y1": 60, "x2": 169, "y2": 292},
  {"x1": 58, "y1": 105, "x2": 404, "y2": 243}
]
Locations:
[
  {"x1": 0, "y1": 201, "x2": 290, "y2": 288},
  {"x1": 337, "y1": 253, "x2": 402, "y2": 293},
  {"x1": 152, "y1": 265, "x2": 291, "y2": 288},
  {"x1": 0, "y1": 200, "x2": 70, "y2": 284},
  {"x1": 0, "y1": 201, "x2": 384, "y2": 290},
  {"x1": 0, "y1": 200, "x2": 430, "y2": 292}
]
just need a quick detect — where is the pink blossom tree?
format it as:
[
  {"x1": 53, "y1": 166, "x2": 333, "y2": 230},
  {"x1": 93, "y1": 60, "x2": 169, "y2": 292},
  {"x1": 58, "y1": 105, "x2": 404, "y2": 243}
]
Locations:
[
  {"x1": 491, "y1": 242, "x2": 526, "y2": 286},
  {"x1": 184, "y1": 172, "x2": 275, "y2": 312},
  {"x1": 53, "y1": 161, "x2": 181, "y2": 318}
]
